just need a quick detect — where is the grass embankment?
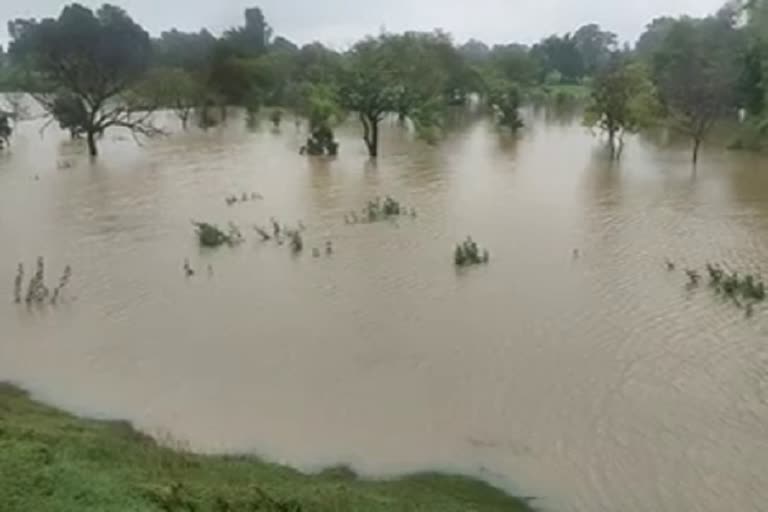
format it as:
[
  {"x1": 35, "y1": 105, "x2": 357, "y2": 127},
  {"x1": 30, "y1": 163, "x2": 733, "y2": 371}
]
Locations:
[{"x1": 0, "y1": 384, "x2": 535, "y2": 512}]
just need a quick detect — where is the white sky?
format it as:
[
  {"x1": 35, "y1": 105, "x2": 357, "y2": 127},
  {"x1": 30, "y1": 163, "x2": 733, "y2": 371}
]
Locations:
[{"x1": 0, "y1": 0, "x2": 727, "y2": 50}]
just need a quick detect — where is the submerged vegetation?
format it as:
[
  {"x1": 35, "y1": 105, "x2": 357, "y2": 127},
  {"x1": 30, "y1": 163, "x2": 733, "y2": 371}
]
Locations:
[
  {"x1": 193, "y1": 221, "x2": 244, "y2": 248},
  {"x1": 673, "y1": 261, "x2": 767, "y2": 315},
  {"x1": 454, "y1": 238, "x2": 490, "y2": 267},
  {"x1": 345, "y1": 197, "x2": 416, "y2": 224},
  {"x1": 703, "y1": 264, "x2": 766, "y2": 302},
  {"x1": 12, "y1": 257, "x2": 72, "y2": 305}
]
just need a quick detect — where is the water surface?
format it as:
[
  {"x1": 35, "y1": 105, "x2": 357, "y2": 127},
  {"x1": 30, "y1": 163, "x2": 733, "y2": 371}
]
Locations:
[{"x1": 1, "y1": 106, "x2": 768, "y2": 512}]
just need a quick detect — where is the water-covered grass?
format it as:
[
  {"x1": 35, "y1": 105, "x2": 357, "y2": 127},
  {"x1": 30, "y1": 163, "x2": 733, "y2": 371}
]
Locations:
[{"x1": 0, "y1": 383, "x2": 535, "y2": 512}]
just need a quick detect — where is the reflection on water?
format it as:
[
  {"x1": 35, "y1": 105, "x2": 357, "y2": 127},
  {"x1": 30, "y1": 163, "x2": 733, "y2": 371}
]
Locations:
[{"x1": 2, "y1": 106, "x2": 768, "y2": 512}]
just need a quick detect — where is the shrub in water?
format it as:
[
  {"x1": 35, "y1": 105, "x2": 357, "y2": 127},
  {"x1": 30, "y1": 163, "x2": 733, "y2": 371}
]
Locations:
[
  {"x1": 193, "y1": 222, "x2": 242, "y2": 248},
  {"x1": 454, "y1": 237, "x2": 490, "y2": 267}
]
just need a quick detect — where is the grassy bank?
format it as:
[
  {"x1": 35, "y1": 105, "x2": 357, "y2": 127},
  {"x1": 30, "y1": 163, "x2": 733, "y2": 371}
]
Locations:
[{"x1": 0, "y1": 383, "x2": 535, "y2": 511}]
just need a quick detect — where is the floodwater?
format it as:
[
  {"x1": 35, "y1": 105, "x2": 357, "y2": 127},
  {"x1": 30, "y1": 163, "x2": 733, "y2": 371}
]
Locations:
[{"x1": 1, "y1": 104, "x2": 768, "y2": 512}]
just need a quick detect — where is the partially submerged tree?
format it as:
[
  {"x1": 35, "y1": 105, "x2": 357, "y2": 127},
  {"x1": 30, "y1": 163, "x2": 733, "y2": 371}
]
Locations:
[
  {"x1": 299, "y1": 83, "x2": 342, "y2": 156},
  {"x1": 341, "y1": 32, "x2": 464, "y2": 157},
  {"x1": 485, "y1": 78, "x2": 524, "y2": 130},
  {"x1": 139, "y1": 68, "x2": 204, "y2": 130},
  {"x1": 652, "y1": 15, "x2": 745, "y2": 164},
  {"x1": 341, "y1": 37, "x2": 402, "y2": 158},
  {"x1": 0, "y1": 111, "x2": 11, "y2": 149},
  {"x1": 584, "y1": 60, "x2": 659, "y2": 156},
  {"x1": 8, "y1": 4, "x2": 159, "y2": 156}
]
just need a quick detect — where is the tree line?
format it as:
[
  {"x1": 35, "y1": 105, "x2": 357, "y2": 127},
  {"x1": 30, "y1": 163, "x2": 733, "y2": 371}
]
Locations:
[{"x1": 0, "y1": 1, "x2": 766, "y2": 162}]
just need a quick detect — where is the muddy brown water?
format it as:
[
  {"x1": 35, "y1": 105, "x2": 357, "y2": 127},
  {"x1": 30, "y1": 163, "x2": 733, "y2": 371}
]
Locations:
[{"x1": 1, "y1": 105, "x2": 768, "y2": 512}]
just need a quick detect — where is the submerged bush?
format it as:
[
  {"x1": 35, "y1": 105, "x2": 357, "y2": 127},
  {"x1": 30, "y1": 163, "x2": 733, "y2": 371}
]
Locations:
[
  {"x1": 193, "y1": 222, "x2": 243, "y2": 248},
  {"x1": 13, "y1": 258, "x2": 72, "y2": 305},
  {"x1": 345, "y1": 197, "x2": 416, "y2": 224},
  {"x1": 454, "y1": 237, "x2": 490, "y2": 267},
  {"x1": 289, "y1": 230, "x2": 303, "y2": 254}
]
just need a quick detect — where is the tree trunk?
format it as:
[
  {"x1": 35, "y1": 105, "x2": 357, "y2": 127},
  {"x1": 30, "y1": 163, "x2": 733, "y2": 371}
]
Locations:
[
  {"x1": 692, "y1": 137, "x2": 701, "y2": 166},
  {"x1": 86, "y1": 130, "x2": 98, "y2": 157},
  {"x1": 360, "y1": 113, "x2": 379, "y2": 158},
  {"x1": 608, "y1": 127, "x2": 617, "y2": 158}
]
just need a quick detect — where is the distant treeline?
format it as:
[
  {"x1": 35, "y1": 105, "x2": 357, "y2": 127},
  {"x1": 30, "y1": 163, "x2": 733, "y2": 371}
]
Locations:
[{"x1": 0, "y1": 1, "x2": 766, "y2": 161}]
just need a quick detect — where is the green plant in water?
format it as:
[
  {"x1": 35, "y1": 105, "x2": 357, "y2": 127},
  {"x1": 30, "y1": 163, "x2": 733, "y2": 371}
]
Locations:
[
  {"x1": 697, "y1": 262, "x2": 767, "y2": 313},
  {"x1": 12, "y1": 263, "x2": 23, "y2": 304},
  {"x1": 50, "y1": 265, "x2": 72, "y2": 305},
  {"x1": 18, "y1": 258, "x2": 72, "y2": 306},
  {"x1": 349, "y1": 196, "x2": 412, "y2": 224},
  {"x1": 25, "y1": 257, "x2": 49, "y2": 304},
  {"x1": 289, "y1": 230, "x2": 303, "y2": 254},
  {"x1": 454, "y1": 237, "x2": 490, "y2": 267},
  {"x1": 706, "y1": 263, "x2": 724, "y2": 285},
  {"x1": 193, "y1": 222, "x2": 243, "y2": 248}
]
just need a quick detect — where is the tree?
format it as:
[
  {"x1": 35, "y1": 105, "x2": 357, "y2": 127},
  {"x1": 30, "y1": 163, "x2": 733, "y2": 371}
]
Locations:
[
  {"x1": 294, "y1": 43, "x2": 344, "y2": 86},
  {"x1": 744, "y1": 0, "x2": 768, "y2": 116},
  {"x1": 573, "y1": 24, "x2": 618, "y2": 75},
  {"x1": 653, "y1": 16, "x2": 745, "y2": 164},
  {"x1": 488, "y1": 44, "x2": 540, "y2": 86},
  {"x1": 8, "y1": 4, "x2": 158, "y2": 156},
  {"x1": 0, "y1": 111, "x2": 11, "y2": 149},
  {"x1": 531, "y1": 34, "x2": 584, "y2": 83},
  {"x1": 341, "y1": 37, "x2": 398, "y2": 157},
  {"x1": 459, "y1": 39, "x2": 491, "y2": 63},
  {"x1": 635, "y1": 17, "x2": 677, "y2": 60},
  {"x1": 299, "y1": 84, "x2": 342, "y2": 156},
  {"x1": 584, "y1": 59, "x2": 659, "y2": 156},
  {"x1": 207, "y1": 41, "x2": 254, "y2": 108},
  {"x1": 139, "y1": 68, "x2": 204, "y2": 129},
  {"x1": 51, "y1": 93, "x2": 89, "y2": 138},
  {"x1": 485, "y1": 78, "x2": 523, "y2": 130},
  {"x1": 152, "y1": 29, "x2": 216, "y2": 71},
  {"x1": 224, "y1": 7, "x2": 272, "y2": 56},
  {"x1": 271, "y1": 36, "x2": 298, "y2": 54},
  {"x1": 341, "y1": 31, "x2": 469, "y2": 157}
]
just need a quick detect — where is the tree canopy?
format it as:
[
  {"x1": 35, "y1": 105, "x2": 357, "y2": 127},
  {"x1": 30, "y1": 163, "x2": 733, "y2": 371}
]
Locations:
[
  {"x1": 652, "y1": 14, "x2": 746, "y2": 163},
  {"x1": 8, "y1": 3, "x2": 157, "y2": 155}
]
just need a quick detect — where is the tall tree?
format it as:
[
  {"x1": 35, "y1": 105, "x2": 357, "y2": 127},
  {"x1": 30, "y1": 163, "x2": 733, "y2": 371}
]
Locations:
[
  {"x1": 531, "y1": 34, "x2": 584, "y2": 83},
  {"x1": 573, "y1": 24, "x2": 618, "y2": 75},
  {"x1": 8, "y1": 4, "x2": 158, "y2": 156},
  {"x1": 152, "y1": 29, "x2": 216, "y2": 71},
  {"x1": 744, "y1": 0, "x2": 768, "y2": 117},
  {"x1": 488, "y1": 44, "x2": 540, "y2": 86},
  {"x1": 271, "y1": 36, "x2": 299, "y2": 54},
  {"x1": 635, "y1": 17, "x2": 677, "y2": 60},
  {"x1": 224, "y1": 7, "x2": 272, "y2": 56},
  {"x1": 341, "y1": 32, "x2": 461, "y2": 157},
  {"x1": 653, "y1": 16, "x2": 745, "y2": 164},
  {"x1": 459, "y1": 39, "x2": 491, "y2": 63}
]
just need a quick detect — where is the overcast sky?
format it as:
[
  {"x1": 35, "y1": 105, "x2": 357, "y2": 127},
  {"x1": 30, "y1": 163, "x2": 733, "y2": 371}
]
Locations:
[{"x1": 1, "y1": 0, "x2": 726, "y2": 49}]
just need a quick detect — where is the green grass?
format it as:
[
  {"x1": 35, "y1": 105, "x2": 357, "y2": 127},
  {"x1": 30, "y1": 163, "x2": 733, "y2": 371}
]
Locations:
[{"x1": 0, "y1": 383, "x2": 536, "y2": 512}]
